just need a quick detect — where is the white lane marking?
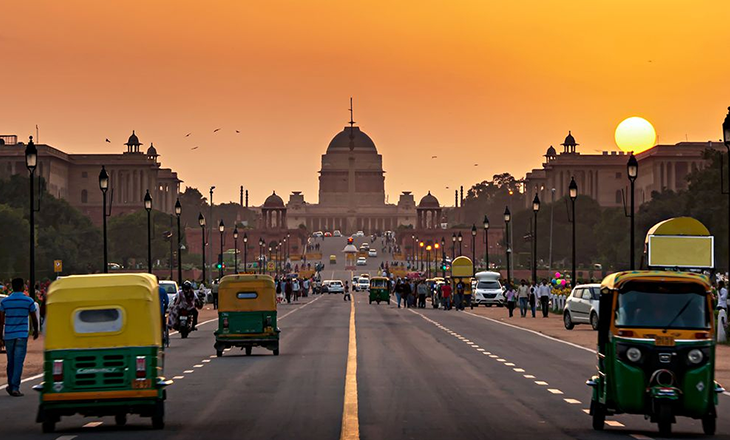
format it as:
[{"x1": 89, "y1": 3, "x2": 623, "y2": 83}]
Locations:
[
  {"x1": 477, "y1": 348, "x2": 486, "y2": 352},
  {"x1": 484, "y1": 352, "x2": 491, "y2": 355},
  {"x1": 183, "y1": 370, "x2": 194, "y2": 373},
  {"x1": 56, "y1": 436, "x2": 78, "y2": 440},
  {"x1": 504, "y1": 362, "x2": 515, "y2": 366},
  {"x1": 209, "y1": 355, "x2": 216, "y2": 358},
  {"x1": 582, "y1": 409, "x2": 590, "y2": 414},
  {"x1": 605, "y1": 421, "x2": 624, "y2": 427},
  {"x1": 547, "y1": 388, "x2": 564, "y2": 394},
  {"x1": 202, "y1": 359, "x2": 211, "y2": 363},
  {"x1": 535, "y1": 381, "x2": 549, "y2": 386},
  {"x1": 463, "y1": 340, "x2": 472, "y2": 343},
  {"x1": 564, "y1": 398, "x2": 581, "y2": 404},
  {"x1": 462, "y1": 310, "x2": 596, "y2": 354},
  {"x1": 489, "y1": 355, "x2": 498, "y2": 358},
  {"x1": 172, "y1": 376, "x2": 184, "y2": 380},
  {"x1": 496, "y1": 359, "x2": 506, "y2": 362},
  {"x1": 470, "y1": 345, "x2": 479, "y2": 348},
  {"x1": 82, "y1": 422, "x2": 103, "y2": 428},
  {"x1": 630, "y1": 435, "x2": 653, "y2": 440},
  {"x1": 279, "y1": 295, "x2": 323, "y2": 320},
  {"x1": 0, "y1": 373, "x2": 43, "y2": 391},
  {"x1": 524, "y1": 374, "x2": 535, "y2": 379},
  {"x1": 513, "y1": 368, "x2": 525, "y2": 372},
  {"x1": 169, "y1": 317, "x2": 217, "y2": 336},
  {"x1": 193, "y1": 364, "x2": 204, "y2": 368}
]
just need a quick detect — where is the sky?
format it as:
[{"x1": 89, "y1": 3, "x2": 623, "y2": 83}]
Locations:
[{"x1": 3, "y1": 1, "x2": 730, "y2": 206}]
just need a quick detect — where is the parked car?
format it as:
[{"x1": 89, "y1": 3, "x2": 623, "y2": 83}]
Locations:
[
  {"x1": 333, "y1": 230, "x2": 342, "y2": 237},
  {"x1": 313, "y1": 231, "x2": 324, "y2": 238},
  {"x1": 368, "y1": 249, "x2": 377, "y2": 257},
  {"x1": 354, "y1": 231, "x2": 365, "y2": 237},
  {"x1": 357, "y1": 278, "x2": 370, "y2": 292},
  {"x1": 356, "y1": 257, "x2": 367, "y2": 266},
  {"x1": 158, "y1": 280, "x2": 179, "y2": 310},
  {"x1": 563, "y1": 283, "x2": 601, "y2": 330},
  {"x1": 323, "y1": 280, "x2": 344, "y2": 294},
  {"x1": 324, "y1": 231, "x2": 333, "y2": 237},
  {"x1": 472, "y1": 271, "x2": 504, "y2": 307}
]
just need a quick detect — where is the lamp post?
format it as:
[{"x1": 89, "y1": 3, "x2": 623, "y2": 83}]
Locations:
[
  {"x1": 457, "y1": 232, "x2": 463, "y2": 256},
  {"x1": 25, "y1": 137, "x2": 37, "y2": 298},
  {"x1": 259, "y1": 238, "x2": 264, "y2": 274},
  {"x1": 569, "y1": 177, "x2": 578, "y2": 284},
  {"x1": 208, "y1": 186, "x2": 215, "y2": 285},
  {"x1": 440, "y1": 237, "x2": 445, "y2": 277},
  {"x1": 471, "y1": 224, "x2": 477, "y2": 275},
  {"x1": 99, "y1": 166, "x2": 110, "y2": 273},
  {"x1": 144, "y1": 190, "x2": 152, "y2": 274},
  {"x1": 268, "y1": 246, "x2": 272, "y2": 276},
  {"x1": 426, "y1": 245, "x2": 432, "y2": 278},
  {"x1": 627, "y1": 154, "x2": 638, "y2": 270},
  {"x1": 411, "y1": 234, "x2": 415, "y2": 265},
  {"x1": 198, "y1": 213, "x2": 206, "y2": 285},
  {"x1": 532, "y1": 194, "x2": 541, "y2": 284},
  {"x1": 218, "y1": 220, "x2": 225, "y2": 279},
  {"x1": 243, "y1": 233, "x2": 248, "y2": 274},
  {"x1": 286, "y1": 232, "x2": 290, "y2": 264},
  {"x1": 722, "y1": 107, "x2": 730, "y2": 275},
  {"x1": 504, "y1": 206, "x2": 511, "y2": 284},
  {"x1": 233, "y1": 226, "x2": 239, "y2": 274},
  {"x1": 451, "y1": 233, "x2": 456, "y2": 260},
  {"x1": 483, "y1": 215, "x2": 490, "y2": 271},
  {"x1": 283, "y1": 235, "x2": 288, "y2": 274},
  {"x1": 175, "y1": 199, "x2": 182, "y2": 284},
  {"x1": 419, "y1": 240, "x2": 424, "y2": 271},
  {"x1": 277, "y1": 241, "x2": 282, "y2": 276}
]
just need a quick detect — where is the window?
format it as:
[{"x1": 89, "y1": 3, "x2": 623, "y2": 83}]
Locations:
[
  {"x1": 477, "y1": 281, "x2": 501, "y2": 290},
  {"x1": 81, "y1": 189, "x2": 88, "y2": 203},
  {"x1": 73, "y1": 308, "x2": 123, "y2": 333},
  {"x1": 236, "y1": 292, "x2": 258, "y2": 299},
  {"x1": 615, "y1": 283, "x2": 709, "y2": 329},
  {"x1": 81, "y1": 171, "x2": 88, "y2": 178},
  {"x1": 582, "y1": 289, "x2": 593, "y2": 300},
  {"x1": 573, "y1": 288, "x2": 583, "y2": 298},
  {"x1": 615, "y1": 172, "x2": 621, "y2": 179}
]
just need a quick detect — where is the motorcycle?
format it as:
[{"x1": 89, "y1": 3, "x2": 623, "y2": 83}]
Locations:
[{"x1": 178, "y1": 308, "x2": 193, "y2": 339}]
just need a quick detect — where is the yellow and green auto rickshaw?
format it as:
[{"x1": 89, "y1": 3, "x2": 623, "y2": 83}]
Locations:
[
  {"x1": 369, "y1": 276, "x2": 391, "y2": 304},
  {"x1": 35, "y1": 274, "x2": 171, "y2": 433},
  {"x1": 588, "y1": 218, "x2": 723, "y2": 435},
  {"x1": 213, "y1": 274, "x2": 280, "y2": 357}
]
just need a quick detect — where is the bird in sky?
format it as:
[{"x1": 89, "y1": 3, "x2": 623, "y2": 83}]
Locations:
[
  {"x1": 431, "y1": 155, "x2": 437, "y2": 159},
  {"x1": 191, "y1": 146, "x2": 199, "y2": 150},
  {"x1": 213, "y1": 128, "x2": 221, "y2": 133},
  {"x1": 105, "y1": 138, "x2": 111, "y2": 143},
  {"x1": 474, "y1": 163, "x2": 478, "y2": 166},
  {"x1": 235, "y1": 130, "x2": 240, "y2": 133},
  {"x1": 185, "y1": 133, "x2": 191, "y2": 137}
]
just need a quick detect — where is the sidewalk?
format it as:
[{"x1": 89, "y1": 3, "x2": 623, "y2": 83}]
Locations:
[
  {"x1": 466, "y1": 304, "x2": 730, "y2": 386},
  {"x1": 0, "y1": 306, "x2": 219, "y2": 385}
]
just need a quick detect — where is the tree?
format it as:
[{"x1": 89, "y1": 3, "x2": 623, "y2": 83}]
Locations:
[
  {"x1": 459, "y1": 173, "x2": 525, "y2": 226},
  {"x1": 0, "y1": 205, "x2": 29, "y2": 280},
  {"x1": 108, "y1": 209, "x2": 180, "y2": 269}
]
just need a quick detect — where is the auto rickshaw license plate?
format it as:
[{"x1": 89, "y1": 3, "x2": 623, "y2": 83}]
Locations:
[
  {"x1": 655, "y1": 335, "x2": 675, "y2": 347},
  {"x1": 132, "y1": 379, "x2": 151, "y2": 389}
]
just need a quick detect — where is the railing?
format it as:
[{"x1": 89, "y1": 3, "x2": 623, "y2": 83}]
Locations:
[{"x1": 0, "y1": 135, "x2": 18, "y2": 145}]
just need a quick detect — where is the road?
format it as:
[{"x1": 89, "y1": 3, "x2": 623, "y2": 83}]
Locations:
[{"x1": 2, "y1": 237, "x2": 729, "y2": 439}]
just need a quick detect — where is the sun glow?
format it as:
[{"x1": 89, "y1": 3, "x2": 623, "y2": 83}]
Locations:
[{"x1": 615, "y1": 117, "x2": 656, "y2": 154}]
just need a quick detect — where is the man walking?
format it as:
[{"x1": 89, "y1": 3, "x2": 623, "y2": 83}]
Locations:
[
  {"x1": 455, "y1": 278, "x2": 465, "y2": 311},
  {"x1": 0, "y1": 278, "x2": 39, "y2": 396},
  {"x1": 517, "y1": 279, "x2": 529, "y2": 318},
  {"x1": 343, "y1": 281, "x2": 351, "y2": 301},
  {"x1": 538, "y1": 279, "x2": 551, "y2": 317},
  {"x1": 441, "y1": 279, "x2": 452, "y2": 310}
]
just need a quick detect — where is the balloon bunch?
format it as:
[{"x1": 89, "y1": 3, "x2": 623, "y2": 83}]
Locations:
[{"x1": 551, "y1": 272, "x2": 572, "y2": 295}]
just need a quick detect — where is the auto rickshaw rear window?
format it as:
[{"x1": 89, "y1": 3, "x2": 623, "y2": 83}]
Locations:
[
  {"x1": 74, "y1": 308, "x2": 123, "y2": 334},
  {"x1": 236, "y1": 292, "x2": 258, "y2": 299},
  {"x1": 615, "y1": 282, "x2": 709, "y2": 330}
]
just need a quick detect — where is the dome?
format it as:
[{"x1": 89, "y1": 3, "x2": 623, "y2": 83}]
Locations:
[
  {"x1": 418, "y1": 191, "x2": 440, "y2": 208},
  {"x1": 562, "y1": 131, "x2": 577, "y2": 146},
  {"x1": 146, "y1": 143, "x2": 158, "y2": 156},
  {"x1": 545, "y1": 145, "x2": 556, "y2": 157},
  {"x1": 125, "y1": 130, "x2": 141, "y2": 146},
  {"x1": 263, "y1": 191, "x2": 285, "y2": 208},
  {"x1": 326, "y1": 126, "x2": 377, "y2": 153}
]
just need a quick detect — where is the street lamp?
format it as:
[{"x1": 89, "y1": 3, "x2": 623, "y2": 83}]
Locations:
[
  {"x1": 483, "y1": 215, "x2": 490, "y2": 270},
  {"x1": 99, "y1": 166, "x2": 110, "y2": 273},
  {"x1": 259, "y1": 238, "x2": 264, "y2": 274},
  {"x1": 471, "y1": 224, "x2": 477, "y2": 276},
  {"x1": 268, "y1": 246, "x2": 272, "y2": 275},
  {"x1": 411, "y1": 234, "x2": 415, "y2": 265},
  {"x1": 243, "y1": 233, "x2": 248, "y2": 274},
  {"x1": 440, "y1": 237, "x2": 445, "y2": 277},
  {"x1": 144, "y1": 190, "x2": 152, "y2": 274},
  {"x1": 198, "y1": 213, "x2": 206, "y2": 285},
  {"x1": 569, "y1": 177, "x2": 578, "y2": 284},
  {"x1": 452, "y1": 233, "x2": 456, "y2": 260},
  {"x1": 627, "y1": 154, "x2": 638, "y2": 270},
  {"x1": 283, "y1": 235, "x2": 288, "y2": 274},
  {"x1": 532, "y1": 194, "x2": 541, "y2": 284},
  {"x1": 504, "y1": 206, "x2": 511, "y2": 284},
  {"x1": 723, "y1": 107, "x2": 730, "y2": 275},
  {"x1": 419, "y1": 240, "x2": 425, "y2": 271},
  {"x1": 426, "y1": 245, "x2": 432, "y2": 278},
  {"x1": 25, "y1": 137, "x2": 37, "y2": 298},
  {"x1": 457, "y1": 231, "x2": 463, "y2": 256},
  {"x1": 218, "y1": 220, "x2": 225, "y2": 279},
  {"x1": 233, "y1": 226, "x2": 239, "y2": 274},
  {"x1": 175, "y1": 199, "x2": 182, "y2": 284},
  {"x1": 286, "y1": 232, "x2": 290, "y2": 265}
]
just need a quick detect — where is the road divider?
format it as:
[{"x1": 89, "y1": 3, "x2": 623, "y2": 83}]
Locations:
[{"x1": 340, "y1": 294, "x2": 359, "y2": 440}]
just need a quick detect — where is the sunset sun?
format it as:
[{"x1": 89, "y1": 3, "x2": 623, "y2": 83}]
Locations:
[{"x1": 615, "y1": 117, "x2": 656, "y2": 153}]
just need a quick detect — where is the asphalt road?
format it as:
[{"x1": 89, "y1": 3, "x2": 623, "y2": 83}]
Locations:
[{"x1": 2, "y1": 237, "x2": 730, "y2": 439}]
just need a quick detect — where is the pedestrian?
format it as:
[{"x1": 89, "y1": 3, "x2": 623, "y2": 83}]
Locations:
[
  {"x1": 455, "y1": 278, "x2": 465, "y2": 311},
  {"x1": 517, "y1": 279, "x2": 529, "y2": 317},
  {"x1": 529, "y1": 282, "x2": 537, "y2": 318},
  {"x1": 464, "y1": 280, "x2": 473, "y2": 310},
  {"x1": 417, "y1": 280, "x2": 428, "y2": 308},
  {"x1": 441, "y1": 279, "x2": 452, "y2": 310},
  {"x1": 505, "y1": 283, "x2": 516, "y2": 318},
  {"x1": 303, "y1": 278, "x2": 310, "y2": 297},
  {"x1": 394, "y1": 279, "x2": 403, "y2": 308},
  {"x1": 343, "y1": 281, "x2": 351, "y2": 301},
  {"x1": 292, "y1": 278, "x2": 301, "y2": 301},
  {"x1": 404, "y1": 280, "x2": 414, "y2": 308},
  {"x1": 284, "y1": 279, "x2": 293, "y2": 304},
  {"x1": 538, "y1": 279, "x2": 551, "y2": 317},
  {"x1": 0, "y1": 278, "x2": 40, "y2": 396}
]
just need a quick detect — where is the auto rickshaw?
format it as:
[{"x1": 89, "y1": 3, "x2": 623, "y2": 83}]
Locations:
[
  {"x1": 213, "y1": 274, "x2": 280, "y2": 357},
  {"x1": 369, "y1": 276, "x2": 391, "y2": 304},
  {"x1": 330, "y1": 254, "x2": 337, "y2": 264},
  {"x1": 35, "y1": 274, "x2": 171, "y2": 433},
  {"x1": 588, "y1": 217, "x2": 723, "y2": 435}
]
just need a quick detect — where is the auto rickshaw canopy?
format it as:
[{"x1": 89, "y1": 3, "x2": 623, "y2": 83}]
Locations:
[
  {"x1": 451, "y1": 256, "x2": 473, "y2": 278},
  {"x1": 369, "y1": 277, "x2": 389, "y2": 287},
  {"x1": 45, "y1": 273, "x2": 161, "y2": 350},
  {"x1": 600, "y1": 270, "x2": 712, "y2": 293},
  {"x1": 218, "y1": 274, "x2": 276, "y2": 312},
  {"x1": 644, "y1": 217, "x2": 714, "y2": 269}
]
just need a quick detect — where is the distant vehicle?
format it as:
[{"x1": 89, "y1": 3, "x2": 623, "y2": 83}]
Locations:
[
  {"x1": 313, "y1": 231, "x2": 324, "y2": 238},
  {"x1": 324, "y1": 231, "x2": 333, "y2": 237},
  {"x1": 472, "y1": 272, "x2": 504, "y2": 307},
  {"x1": 333, "y1": 230, "x2": 342, "y2": 237},
  {"x1": 357, "y1": 278, "x2": 370, "y2": 292},
  {"x1": 564, "y1": 283, "x2": 601, "y2": 330},
  {"x1": 356, "y1": 257, "x2": 367, "y2": 266},
  {"x1": 108, "y1": 262, "x2": 122, "y2": 270},
  {"x1": 159, "y1": 280, "x2": 179, "y2": 310},
  {"x1": 354, "y1": 231, "x2": 365, "y2": 237},
  {"x1": 329, "y1": 255, "x2": 337, "y2": 264},
  {"x1": 360, "y1": 242, "x2": 370, "y2": 250},
  {"x1": 368, "y1": 249, "x2": 377, "y2": 257},
  {"x1": 323, "y1": 280, "x2": 344, "y2": 294}
]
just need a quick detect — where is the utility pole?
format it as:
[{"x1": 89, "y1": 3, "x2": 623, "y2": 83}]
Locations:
[{"x1": 209, "y1": 186, "x2": 215, "y2": 285}]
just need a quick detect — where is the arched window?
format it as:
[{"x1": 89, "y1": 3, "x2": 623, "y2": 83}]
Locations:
[
  {"x1": 615, "y1": 189, "x2": 622, "y2": 204},
  {"x1": 81, "y1": 189, "x2": 88, "y2": 204}
]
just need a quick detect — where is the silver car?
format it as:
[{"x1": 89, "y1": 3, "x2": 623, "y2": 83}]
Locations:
[{"x1": 563, "y1": 283, "x2": 601, "y2": 330}]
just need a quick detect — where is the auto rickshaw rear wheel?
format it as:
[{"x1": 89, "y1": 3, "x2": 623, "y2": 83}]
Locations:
[
  {"x1": 41, "y1": 420, "x2": 55, "y2": 433},
  {"x1": 590, "y1": 399, "x2": 605, "y2": 430},
  {"x1": 115, "y1": 414, "x2": 127, "y2": 426},
  {"x1": 657, "y1": 403, "x2": 672, "y2": 436},
  {"x1": 273, "y1": 348, "x2": 280, "y2": 356},
  {"x1": 245, "y1": 346, "x2": 252, "y2": 356},
  {"x1": 216, "y1": 350, "x2": 223, "y2": 357},
  {"x1": 702, "y1": 412, "x2": 716, "y2": 435},
  {"x1": 152, "y1": 401, "x2": 165, "y2": 429}
]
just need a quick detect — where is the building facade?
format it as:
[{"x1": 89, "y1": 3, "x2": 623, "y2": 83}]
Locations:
[{"x1": 0, "y1": 132, "x2": 181, "y2": 223}]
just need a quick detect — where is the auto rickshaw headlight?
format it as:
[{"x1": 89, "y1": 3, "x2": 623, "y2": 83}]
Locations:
[
  {"x1": 687, "y1": 348, "x2": 704, "y2": 364},
  {"x1": 626, "y1": 347, "x2": 642, "y2": 363}
]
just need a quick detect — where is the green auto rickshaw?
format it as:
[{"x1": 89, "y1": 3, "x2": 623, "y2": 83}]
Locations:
[
  {"x1": 214, "y1": 274, "x2": 280, "y2": 357},
  {"x1": 369, "y1": 277, "x2": 391, "y2": 304},
  {"x1": 35, "y1": 274, "x2": 171, "y2": 433}
]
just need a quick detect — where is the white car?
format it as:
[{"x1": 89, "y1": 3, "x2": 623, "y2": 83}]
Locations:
[
  {"x1": 159, "y1": 280, "x2": 179, "y2": 310},
  {"x1": 472, "y1": 271, "x2": 504, "y2": 307},
  {"x1": 313, "y1": 231, "x2": 324, "y2": 238},
  {"x1": 356, "y1": 257, "x2": 367, "y2": 266},
  {"x1": 333, "y1": 230, "x2": 342, "y2": 237},
  {"x1": 357, "y1": 279, "x2": 370, "y2": 292},
  {"x1": 368, "y1": 249, "x2": 377, "y2": 257},
  {"x1": 354, "y1": 231, "x2": 365, "y2": 237},
  {"x1": 323, "y1": 280, "x2": 344, "y2": 294},
  {"x1": 360, "y1": 242, "x2": 370, "y2": 250},
  {"x1": 563, "y1": 284, "x2": 601, "y2": 330}
]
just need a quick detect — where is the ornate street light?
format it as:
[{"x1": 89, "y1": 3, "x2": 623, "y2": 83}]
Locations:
[
  {"x1": 144, "y1": 190, "x2": 152, "y2": 274},
  {"x1": 483, "y1": 215, "x2": 490, "y2": 270},
  {"x1": 175, "y1": 199, "x2": 182, "y2": 284},
  {"x1": 259, "y1": 238, "x2": 264, "y2": 274},
  {"x1": 419, "y1": 240, "x2": 425, "y2": 271},
  {"x1": 198, "y1": 213, "x2": 206, "y2": 284},
  {"x1": 25, "y1": 137, "x2": 38, "y2": 298},
  {"x1": 243, "y1": 233, "x2": 248, "y2": 273},
  {"x1": 504, "y1": 206, "x2": 511, "y2": 284},
  {"x1": 233, "y1": 226, "x2": 239, "y2": 274},
  {"x1": 99, "y1": 166, "x2": 110, "y2": 273},
  {"x1": 218, "y1": 220, "x2": 225, "y2": 279},
  {"x1": 627, "y1": 154, "x2": 638, "y2": 270},
  {"x1": 532, "y1": 194, "x2": 541, "y2": 284},
  {"x1": 426, "y1": 244, "x2": 432, "y2": 278},
  {"x1": 451, "y1": 233, "x2": 456, "y2": 260},
  {"x1": 440, "y1": 237, "x2": 446, "y2": 277},
  {"x1": 569, "y1": 177, "x2": 578, "y2": 283},
  {"x1": 457, "y1": 231, "x2": 463, "y2": 256},
  {"x1": 723, "y1": 107, "x2": 730, "y2": 275},
  {"x1": 471, "y1": 224, "x2": 477, "y2": 276}
]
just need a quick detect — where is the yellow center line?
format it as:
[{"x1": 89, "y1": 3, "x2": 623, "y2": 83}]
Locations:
[{"x1": 340, "y1": 293, "x2": 360, "y2": 440}]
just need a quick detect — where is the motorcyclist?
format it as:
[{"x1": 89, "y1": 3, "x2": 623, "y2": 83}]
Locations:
[{"x1": 169, "y1": 281, "x2": 199, "y2": 331}]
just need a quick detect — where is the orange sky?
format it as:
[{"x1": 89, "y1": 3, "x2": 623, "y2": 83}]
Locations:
[{"x1": 3, "y1": 1, "x2": 730, "y2": 206}]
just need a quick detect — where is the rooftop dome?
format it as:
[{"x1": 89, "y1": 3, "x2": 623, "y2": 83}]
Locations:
[
  {"x1": 545, "y1": 145, "x2": 556, "y2": 157},
  {"x1": 125, "y1": 130, "x2": 141, "y2": 146},
  {"x1": 146, "y1": 143, "x2": 158, "y2": 156},
  {"x1": 418, "y1": 191, "x2": 440, "y2": 208},
  {"x1": 562, "y1": 131, "x2": 577, "y2": 146},
  {"x1": 326, "y1": 126, "x2": 377, "y2": 153},
  {"x1": 263, "y1": 191, "x2": 285, "y2": 208}
]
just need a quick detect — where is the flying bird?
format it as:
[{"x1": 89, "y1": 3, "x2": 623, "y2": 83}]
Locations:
[
  {"x1": 191, "y1": 146, "x2": 199, "y2": 150},
  {"x1": 105, "y1": 138, "x2": 111, "y2": 143},
  {"x1": 431, "y1": 155, "x2": 437, "y2": 159},
  {"x1": 185, "y1": 133, "x2": 191, "y2": 137},
  {"x1": 213, "y1": 128, "x2": 221, "y2": 133},
  {"x1": 474, "y1": 163, "x2": 479, "y2": 166}
]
